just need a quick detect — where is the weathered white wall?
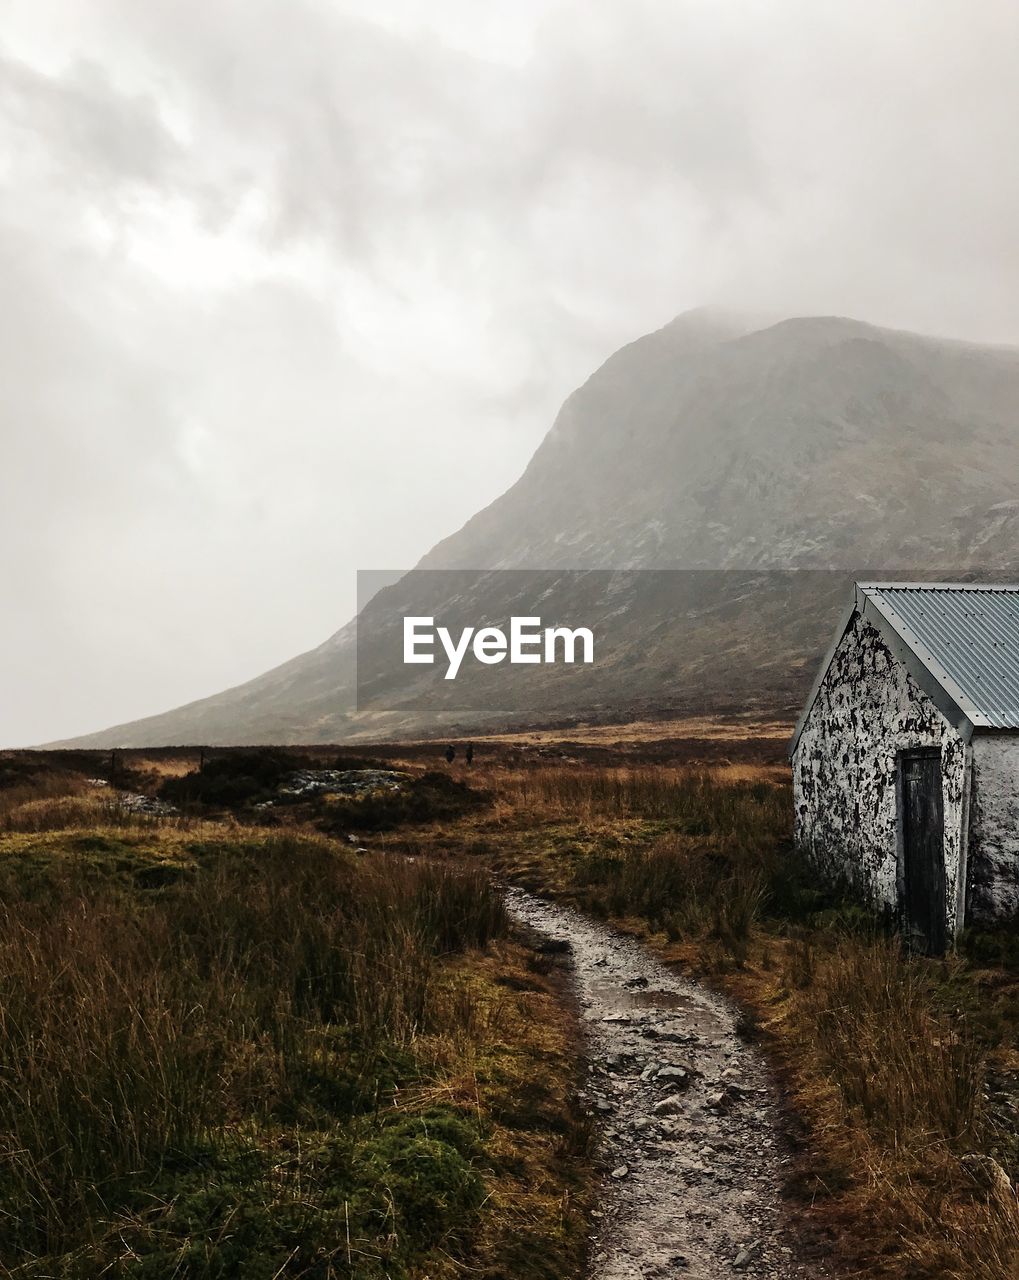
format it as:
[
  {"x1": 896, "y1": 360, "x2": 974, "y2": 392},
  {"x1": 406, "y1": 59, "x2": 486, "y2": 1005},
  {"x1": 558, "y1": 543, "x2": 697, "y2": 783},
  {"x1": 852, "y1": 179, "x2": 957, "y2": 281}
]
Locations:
[
  {"x1": 792, "y1": 613, "x2": 967, "y2": 931},
  {"x1": 968, "y1": 735, "x2": 1019, "y2": 923}
]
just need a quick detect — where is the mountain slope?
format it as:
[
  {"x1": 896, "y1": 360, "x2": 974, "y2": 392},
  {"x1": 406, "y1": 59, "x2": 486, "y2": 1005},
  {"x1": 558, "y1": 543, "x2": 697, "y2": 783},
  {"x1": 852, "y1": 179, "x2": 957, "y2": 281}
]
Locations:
[{"x1": 60, "y1": 310, "x2": 1019, "y2": 746}]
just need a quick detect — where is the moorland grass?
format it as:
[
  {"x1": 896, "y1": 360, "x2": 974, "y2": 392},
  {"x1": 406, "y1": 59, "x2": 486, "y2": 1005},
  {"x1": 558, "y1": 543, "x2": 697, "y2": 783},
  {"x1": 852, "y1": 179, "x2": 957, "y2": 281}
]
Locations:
[
  {"x1": 402, "y1": 761, "x2": 1019, "y2": 1280},
  {"x1": 0, "y1": 824, "x2": 590, "y2": 1279},
  {"x1": 3, "y1": 749, "x2": 1015, "y2": 1279}
]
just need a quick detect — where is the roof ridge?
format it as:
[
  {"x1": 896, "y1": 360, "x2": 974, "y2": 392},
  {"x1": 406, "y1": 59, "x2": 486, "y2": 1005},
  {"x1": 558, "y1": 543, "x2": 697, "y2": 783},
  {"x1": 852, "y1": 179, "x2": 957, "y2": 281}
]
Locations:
[
  {"x1": 791, "y1": 579, "x2": 1019, "y2": 755},
  {"x1": 864, "y1": 582, "x2": 1019, "y2": 730},
  {"x1": 858, "y1": 581, "x2": 1019, "y2": 593}
]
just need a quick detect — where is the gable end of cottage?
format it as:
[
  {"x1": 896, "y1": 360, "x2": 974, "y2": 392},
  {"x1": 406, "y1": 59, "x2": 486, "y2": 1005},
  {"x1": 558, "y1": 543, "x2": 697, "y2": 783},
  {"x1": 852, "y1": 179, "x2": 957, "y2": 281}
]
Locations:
[{"x1": 792, "y1": 609, "x2": 968, "y2": 932}]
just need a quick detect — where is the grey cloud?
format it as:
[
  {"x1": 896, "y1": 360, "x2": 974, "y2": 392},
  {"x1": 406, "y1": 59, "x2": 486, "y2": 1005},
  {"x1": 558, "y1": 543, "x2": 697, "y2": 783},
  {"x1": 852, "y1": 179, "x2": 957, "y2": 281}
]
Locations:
[
  {"x1": 2, "y1": 0, "x2": 1019, "y2": 743},
  {"x1": 0, "y1": 51, "x2": 179, "y2": 197}
]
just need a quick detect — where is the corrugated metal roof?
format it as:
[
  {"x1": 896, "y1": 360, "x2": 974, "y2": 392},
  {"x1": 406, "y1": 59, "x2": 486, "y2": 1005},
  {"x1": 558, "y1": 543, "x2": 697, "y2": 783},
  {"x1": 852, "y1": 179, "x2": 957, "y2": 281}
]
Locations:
[{"x1": 860, "y1": 583, "x2": 1019, "y2": 729}]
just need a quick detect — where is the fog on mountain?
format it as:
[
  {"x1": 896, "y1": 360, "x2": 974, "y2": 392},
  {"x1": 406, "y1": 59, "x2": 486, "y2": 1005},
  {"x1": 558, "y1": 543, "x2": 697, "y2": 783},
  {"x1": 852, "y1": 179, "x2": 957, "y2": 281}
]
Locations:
[{"x1": 60, "y1": 311, "x2": 1019, "y2": 747}]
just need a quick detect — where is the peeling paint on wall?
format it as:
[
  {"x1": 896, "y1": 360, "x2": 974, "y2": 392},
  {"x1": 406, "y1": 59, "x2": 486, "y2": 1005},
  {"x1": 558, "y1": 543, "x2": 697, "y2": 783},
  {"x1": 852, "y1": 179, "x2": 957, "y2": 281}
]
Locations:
[
  {"x1": 969, "y1": 736, "x2": 1019, "y2": 922},
  {"x1": 792, "y1": 614, "x2": 966, "y2": 932}
]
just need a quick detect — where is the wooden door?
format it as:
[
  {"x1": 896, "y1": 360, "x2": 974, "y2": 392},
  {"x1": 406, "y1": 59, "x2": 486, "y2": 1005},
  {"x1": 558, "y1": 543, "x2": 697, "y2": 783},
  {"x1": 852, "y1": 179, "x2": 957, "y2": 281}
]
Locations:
[{"x1": 900, "y1": 749, "x2": 947, "y2": 955}]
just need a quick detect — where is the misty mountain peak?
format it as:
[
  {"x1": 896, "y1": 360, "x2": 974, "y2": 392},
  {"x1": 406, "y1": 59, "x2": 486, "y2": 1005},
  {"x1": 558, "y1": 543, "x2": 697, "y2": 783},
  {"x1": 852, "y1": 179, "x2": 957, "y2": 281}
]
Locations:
[
  {"x1": 421, "y1": 310, "x2": 1019, "y2": 574},
  {"x1": 657, "y1": 305, "x2": 768, "y2": 344},
  {"x1": 59, "y1": 312, "x2": 1019, "y2": 746}
]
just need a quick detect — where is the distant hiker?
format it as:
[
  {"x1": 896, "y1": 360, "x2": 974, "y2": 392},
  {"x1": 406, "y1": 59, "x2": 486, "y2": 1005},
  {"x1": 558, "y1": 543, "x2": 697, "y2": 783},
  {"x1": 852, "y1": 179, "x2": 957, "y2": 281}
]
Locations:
[
  {"x1": 444, "y1": 744, "x2": 455, "y2": 764},
  {"x1": 465, "y1": 743, "x2": 474, "y2": 766}
]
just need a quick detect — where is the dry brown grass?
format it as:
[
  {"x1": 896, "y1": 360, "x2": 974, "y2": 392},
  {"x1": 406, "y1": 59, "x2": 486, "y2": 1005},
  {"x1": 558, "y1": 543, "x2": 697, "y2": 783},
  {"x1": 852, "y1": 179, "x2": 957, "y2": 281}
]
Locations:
[
  {"x1": 0, "y1": 770, "x2": 86, "y2": 825},
  {"x1": 493, "y1": 762, "x2": 789, "y2": 821},
  {"x1": 0, "y1": 824, "x2": 591, "y2": 1278},
  {"x1": 0, "y1": 766, "x2": 149, "y2": 834},
  {"x1": 0, "y1": 790, "x2": 166, "y2": 833},
  {"x1": 759, "y1": 937, "x2": 1019, "y2": 1279},
  {"x1": 127, "y1": 752, "x2": 204, "y2": 779},
  {"x1": 3, "y1": 743, "x2": 1014, "y2": 1279},
  {"x1": 390, "y1": 758, "x2": 1019, "y2": 1280},
  {"x1": 417, "y1": 715, "x2": 793, "y2": 748}
]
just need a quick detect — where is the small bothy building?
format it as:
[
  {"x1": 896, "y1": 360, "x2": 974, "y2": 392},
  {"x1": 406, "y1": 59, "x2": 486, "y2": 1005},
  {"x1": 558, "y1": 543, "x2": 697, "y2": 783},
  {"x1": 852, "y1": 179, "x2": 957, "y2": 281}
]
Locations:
[{"x1": 791, "y1": 582, "x2": 1019, "y2": 952}]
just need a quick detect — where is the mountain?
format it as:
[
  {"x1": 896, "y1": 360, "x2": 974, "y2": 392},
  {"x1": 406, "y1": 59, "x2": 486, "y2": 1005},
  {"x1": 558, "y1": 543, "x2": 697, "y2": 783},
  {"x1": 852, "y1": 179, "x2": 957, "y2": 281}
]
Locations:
[{"x1": 59, "y1": 310, "x2": 1019, "y2": 747}]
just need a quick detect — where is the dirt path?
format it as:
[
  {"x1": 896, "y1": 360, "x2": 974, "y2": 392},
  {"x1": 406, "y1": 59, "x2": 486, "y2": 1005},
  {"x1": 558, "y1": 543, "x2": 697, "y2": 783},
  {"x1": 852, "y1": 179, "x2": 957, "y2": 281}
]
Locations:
[{"x1": 506, "y1": 890, "x2": 827, "y2": 1280}]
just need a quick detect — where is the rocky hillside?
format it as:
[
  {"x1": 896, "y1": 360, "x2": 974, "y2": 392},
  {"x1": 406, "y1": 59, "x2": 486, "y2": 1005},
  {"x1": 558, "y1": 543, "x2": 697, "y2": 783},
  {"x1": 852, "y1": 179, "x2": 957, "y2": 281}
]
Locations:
[{"x1": 60, "y1": 310, "x2": 1019, "y2": 746}]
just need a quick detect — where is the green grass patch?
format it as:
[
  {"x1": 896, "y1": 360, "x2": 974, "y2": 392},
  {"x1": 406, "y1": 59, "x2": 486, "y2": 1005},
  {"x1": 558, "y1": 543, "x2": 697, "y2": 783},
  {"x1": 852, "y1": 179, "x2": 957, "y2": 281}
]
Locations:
[{"x1": 0, "y1": 826, "x2": 591, "y2": 1278}]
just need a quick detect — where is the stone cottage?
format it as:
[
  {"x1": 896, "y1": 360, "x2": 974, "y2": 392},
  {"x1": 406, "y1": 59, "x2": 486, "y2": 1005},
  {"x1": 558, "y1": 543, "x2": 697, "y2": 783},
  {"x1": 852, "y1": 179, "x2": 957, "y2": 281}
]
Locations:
[{"x1": 791, "y1": 582, "x2": 1019, "y2": 952}]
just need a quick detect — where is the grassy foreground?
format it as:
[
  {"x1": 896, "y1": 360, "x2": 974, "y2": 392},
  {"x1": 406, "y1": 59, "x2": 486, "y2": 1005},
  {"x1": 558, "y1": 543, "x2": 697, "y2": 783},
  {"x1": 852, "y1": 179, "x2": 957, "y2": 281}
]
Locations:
[
  {"x1": 384, "y1": 760, "x2": 1019, "y2": 1280},
  {"x1": 2, "y1": 740, "x2": 1017, "y2": 1280},
  {"x1": 0, "y1": 766, "x2": 593, "y2": 1279}
]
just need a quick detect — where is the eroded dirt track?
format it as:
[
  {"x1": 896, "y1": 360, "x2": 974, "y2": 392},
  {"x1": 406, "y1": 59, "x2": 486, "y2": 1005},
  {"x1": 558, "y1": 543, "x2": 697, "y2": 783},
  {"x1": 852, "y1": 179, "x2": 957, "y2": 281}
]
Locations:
[{"x1": 506, "y1": 890, "x2": 827, "y2": 1280}]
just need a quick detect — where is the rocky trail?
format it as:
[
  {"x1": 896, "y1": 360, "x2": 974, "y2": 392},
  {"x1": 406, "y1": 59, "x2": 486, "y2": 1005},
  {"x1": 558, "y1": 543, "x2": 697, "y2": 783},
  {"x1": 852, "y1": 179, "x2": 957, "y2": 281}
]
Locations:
[{"x1": 506, "y1": 890, "x2": 828, "y2": 1280}]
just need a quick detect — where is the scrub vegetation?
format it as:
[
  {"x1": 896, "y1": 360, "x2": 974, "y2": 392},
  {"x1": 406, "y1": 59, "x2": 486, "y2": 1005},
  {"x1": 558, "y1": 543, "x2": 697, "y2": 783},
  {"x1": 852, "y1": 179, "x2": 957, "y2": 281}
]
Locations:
[
  {"x1": 381, "y1": 754, "x2": 1019, "y2": 1280},
  {"x1": 0, "y1": 753, "x2": 592, "y2": 1280},
  {"x1": 1, "y1": 737, "x2": 1016, "y2": 1280}
]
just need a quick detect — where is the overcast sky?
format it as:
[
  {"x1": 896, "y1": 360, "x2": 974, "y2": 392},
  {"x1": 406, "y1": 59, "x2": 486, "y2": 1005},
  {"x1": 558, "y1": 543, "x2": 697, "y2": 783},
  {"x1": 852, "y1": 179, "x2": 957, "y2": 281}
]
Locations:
[{"x1": 3, "y1": 0, "x2": 1019, "y2": 746}]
